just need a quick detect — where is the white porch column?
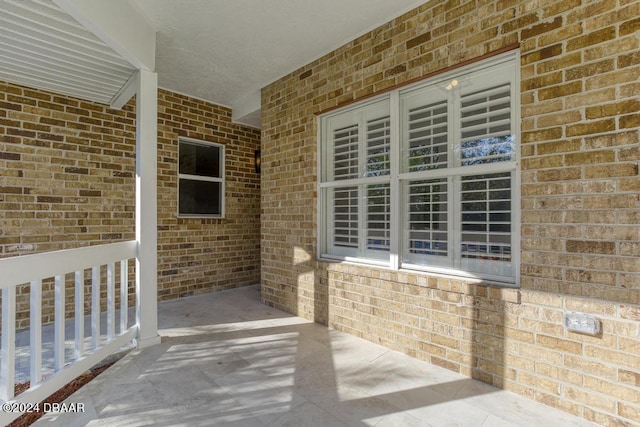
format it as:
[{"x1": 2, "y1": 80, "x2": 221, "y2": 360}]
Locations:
[{"x1": 135, "y1": 68, "x2": 161, "y2": 348}]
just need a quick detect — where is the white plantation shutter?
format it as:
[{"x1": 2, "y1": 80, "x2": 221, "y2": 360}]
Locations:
[
  {"x1": 363, "y1": 114, "x2": 391, "y2": 258},
  {"x1": 453, "y1": 64, "x2": 516, "y2": 278},
  {"x1": 403, "y1": 178, "x2": 449, "y2": 267},
  {"x1": 401, "y1": 86, "x2": 449, "y2": 173},
  {"x1": 320, "y1": 51, "x2": 518, "y2": 283},
  {"x1": 332, "y1": 187, "x2": 359, "y2": 250},
  {"x1": 459, "y1": 172, "x2": 513, "y2": 277},
  {"x1": 407, "y1": 101, "x2": 448, "y2": 171},
  {"x1": 397, "y1": 58, "x2": 517, "y2": 280},
  {"x1": 366, "y1": 116, "x2": 391, "y2": 176},
  {"x1": 322, "y1": 99, "x2": 391, "y2": 260},
  {"x1": 366, "y1": 184, "x2": 390, "y2": 253},
  {"x1": 333, "y1": 124, "x2": 359, "y2": 180},
  {"x1": 459, "y1": 83, "x2": 513, "y2": 165},
  {"x1": 460, "y1": 173, "x2": 511, "y2": 259}
]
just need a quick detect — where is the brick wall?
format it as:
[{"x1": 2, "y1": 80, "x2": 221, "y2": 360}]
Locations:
[
  {"x1": 156, "y1": 90, "x2": 261, "y2": 300},
  {"x1": 261, "y1": 1, "x2": 639, "y2": 425},
  {"x1": 0, "y1": 81, "x2": 261, "y2": 326}
]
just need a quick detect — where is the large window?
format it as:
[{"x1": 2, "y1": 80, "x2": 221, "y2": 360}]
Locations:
[
  {"x1": 319, "y1": 52, "x2": 519, "y2": 284},
  {"x1": 178, "y1": 138, "x2": 225, "y2": 217}
]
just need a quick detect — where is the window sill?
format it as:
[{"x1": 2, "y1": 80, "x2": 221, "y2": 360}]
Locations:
[
  {"x1": 177, "y1": 214, "x2": 225, "y2": 219},
  {"x1": 321, "y1": 257, "x2": 521, "y2": 304}
]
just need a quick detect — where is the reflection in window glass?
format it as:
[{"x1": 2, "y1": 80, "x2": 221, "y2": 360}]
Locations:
[
  {"x1": 460, "y1": 173, "x2": 511, "y2": 262},
  {"x1": 459, "y1": 83, "x2": 513, "y2": 165},
  {"x1": 179, "y1": 142, "x2": 221, "y2": 177},
  {"x1": 179, "y1": 180, "x2": 222, "y2": 215},
  {"x1": 407, "y1": 100, "x2": 448, "y2": 171},
  {"x1": 333, "y1": 186, "x2": 359, "y2": 249},
  {"x1": 366, "y1": 117, "x2": 391, "y2": 177},
  {"x1": 367, "y1": 184, "x2": 390, "y2": 251},
  {"x1": 319, "y1": 53, "x2": 518, "y2": 283},
  {"x1": 407, "y1": 179, "x2": 448, "y2": 258},
  {"x1": 178, "y1": 139, "x2": 224, "y2": 217}
]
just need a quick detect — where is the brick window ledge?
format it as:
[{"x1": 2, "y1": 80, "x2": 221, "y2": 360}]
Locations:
[{"x1": 324, "y1": 260, "x2": 522, "y2": 304}]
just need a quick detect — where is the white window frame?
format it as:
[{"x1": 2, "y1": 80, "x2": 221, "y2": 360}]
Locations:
[
  {"x1": 320, "y1": 99, "x2": 392, "y2": 262},
  {"x1": 177, "y1": 137, "x2": 225, "y2": 218},
  {"x1": 318, "y1": 51, "x2": 520, "y2": 286}
]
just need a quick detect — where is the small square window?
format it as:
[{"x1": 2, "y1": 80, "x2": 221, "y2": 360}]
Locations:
[{"x1": 178, "y1": 138, "x2": 224, "y2": 217}]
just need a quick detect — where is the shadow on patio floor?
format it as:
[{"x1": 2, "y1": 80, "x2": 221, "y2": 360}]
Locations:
[{"x1": 35, "y1": 285, "x2": 596, "y2": 426}]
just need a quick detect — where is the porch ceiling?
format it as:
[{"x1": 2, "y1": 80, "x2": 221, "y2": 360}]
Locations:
[
  {"x1": 1, "y1": 0, "x2": 428, "y2": 127},
  {"x1": 0, "y1": 0, "x2": 137, "y2": 105},
  {"x1": 131, "y1": 0, "x2": 428, "y2": 127}
]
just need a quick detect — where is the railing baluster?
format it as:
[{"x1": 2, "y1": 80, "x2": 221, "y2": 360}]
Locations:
[
  {"x1": 107, "y1": 263, "x2": 115, "y2": 340},
  {"x1": 74, "y1": 271, "x2": 84, "y2": 358},
  {"x1": 30, "y1": 280, "x2": 42, "y2": 385},
  {"x1": 120, "y1": 259, "x2": 128, "y2": 333},
  {"x1": 0, "y1": 287, "x2": 16, "y2": 401},
  {"x1": 54, "y1": 275, "x2": 65, "y2": 371},
  {"x1": 0, "y1": 241, "x2": 138, "y2": 424},
  {"x1": 91, "y1": 266, "x2": 100, "y2": 350}
]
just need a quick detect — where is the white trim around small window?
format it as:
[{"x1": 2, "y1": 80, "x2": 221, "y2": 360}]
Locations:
[
  {"x1": 318, "y1": 51, "x2": 520, "y2": 286},
  {"x1": 178, "y1": 137, "x2": 225, "y2": 218}
]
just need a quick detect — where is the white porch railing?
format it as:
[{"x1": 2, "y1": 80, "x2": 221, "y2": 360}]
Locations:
[{"x1": 0, "y1": 241, "x2": 138, "y2": 425}]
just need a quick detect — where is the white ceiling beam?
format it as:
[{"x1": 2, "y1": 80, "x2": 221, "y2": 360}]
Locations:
[
  {"x1": 53, "y1": 0, "x2": 156, "y2": 71},
  {"x1": 110, "y1": 71, "x2": 138, "y2": 109},
  {"x1": 231, "y1": 89, "x2": 262, "y2": 129}
]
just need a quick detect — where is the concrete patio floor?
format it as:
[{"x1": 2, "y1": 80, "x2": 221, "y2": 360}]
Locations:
[{"x1": 36, "y1": 284, "x2": 597, "y2": 426}]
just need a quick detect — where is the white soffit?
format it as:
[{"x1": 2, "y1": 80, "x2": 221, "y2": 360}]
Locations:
[{"x1": 0, "y1": 0, "x2": 137, "y2": 105}]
